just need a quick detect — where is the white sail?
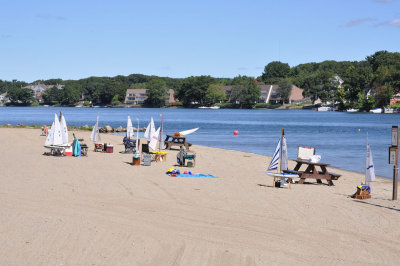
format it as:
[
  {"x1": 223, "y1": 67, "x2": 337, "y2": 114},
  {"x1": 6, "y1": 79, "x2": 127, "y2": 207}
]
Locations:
[
  {"x1": 126, "y1": 115, "x2": 134, "y2": 138},
  {"x1": 366, "y1": 133, "x2": 376, "y2": 183},
  {"x1": 144, "y1": 117, "x2": 155, "y2": 140},
  {"x1": 60, "y1": 114, "x2": 69, "y2": 144},
  {"x1": 90, "y1": 115, "x2": 101, "y2": 143},
  {"x1": 281, "y1": 134, "x2": 288, "y2": 171},
  {"x1": 149, "y1": 127, "x2": 160, "y2": 151},
  {"x1": 135, "y1": 118, "x2": 139, "y2": 154},
  {"x1": 53, "y1": 113, "x2": 63, "y2": 145},
  {"x1": 179, "y1": 127, "x2": 199, "y2": 136},
  {"x1": 267, "y1": 139, "x2": 280, "y2": 170},
  {"x1": 45, "y1": 121, "x2": 55, "y2": 146}
]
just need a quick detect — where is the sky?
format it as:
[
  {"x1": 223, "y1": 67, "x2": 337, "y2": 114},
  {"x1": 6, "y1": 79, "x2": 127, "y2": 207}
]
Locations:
[{"x1": 1, "y1": 0, "x2": 400, "y2": 82}]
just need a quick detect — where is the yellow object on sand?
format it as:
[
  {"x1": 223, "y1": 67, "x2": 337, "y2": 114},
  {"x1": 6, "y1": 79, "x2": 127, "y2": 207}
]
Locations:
[{"x1": 151, "y1": 151, "x2": 168, "y2": 155}]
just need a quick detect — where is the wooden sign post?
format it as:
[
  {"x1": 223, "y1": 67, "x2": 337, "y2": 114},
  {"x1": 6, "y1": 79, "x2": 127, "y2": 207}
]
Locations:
[{"x1": 390, "y1": 126, "x2": 399, "y2": 200}]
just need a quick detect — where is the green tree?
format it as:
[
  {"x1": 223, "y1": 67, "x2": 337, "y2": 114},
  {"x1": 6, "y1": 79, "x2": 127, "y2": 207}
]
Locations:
[
  {"x1": 335, "y1": 86, "x2": 348, "y2": 110},
  {"x1": 204, "y1": 84, "x2": 226, "y2": 106},
  {"x1": 176, "y1": 76, "x2": 215, "y2": 106},
  {"x1": 111, "y1": 94, "x2": 121, "y2": 106},
  {"x1": 43, "y1": 86, "x2": 63, "y2": 105},
  {"x1": 277, "y1": 79, "x2": 292, "y2": 104},
  {"x1": 145, "y1": 79, "x2": 167, "y2": 107},
  {"x1": 60, "y1": 86, "x2": 80, "y2": 105},
  {"x1": 261, "y1": 61, "x2": 290, "y2": 84},
  {"x1": 230, "y1": 76, "x2": 260, "y2": 108},
  {"x1": 7, "y1": 87, "x2": 34, "y2": 105}
]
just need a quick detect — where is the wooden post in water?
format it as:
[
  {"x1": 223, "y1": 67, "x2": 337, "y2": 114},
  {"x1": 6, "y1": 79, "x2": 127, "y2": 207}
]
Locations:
[{"x1": 390, "y1": 126, "x2": 399, "y2": 200}]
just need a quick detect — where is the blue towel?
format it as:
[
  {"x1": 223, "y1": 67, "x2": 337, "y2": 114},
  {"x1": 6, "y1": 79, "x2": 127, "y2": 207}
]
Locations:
[
  {"x1": 175, "y1": 174, "x2": 218, "y2": 178},
  {"x1": 72, "y1": 138, "x2": 81, "y2": 157}
]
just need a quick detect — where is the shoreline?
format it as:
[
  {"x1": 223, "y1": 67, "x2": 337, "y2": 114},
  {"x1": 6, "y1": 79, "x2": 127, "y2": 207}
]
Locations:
[
  {"x1": 1, "y1": 127, "x2": 400, "y2": 264},
  {"x1": 1, "y1": 125, "x2": 390, "y2": 180}
]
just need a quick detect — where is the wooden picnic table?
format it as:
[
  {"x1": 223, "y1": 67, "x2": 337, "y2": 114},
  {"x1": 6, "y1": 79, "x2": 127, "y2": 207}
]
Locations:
[
  {"x1": 283, "y1": 159, "x2": 341, "y2": 186},
  {"x1": 164, "y1": 135, "x2": 192, "y2": 150}
]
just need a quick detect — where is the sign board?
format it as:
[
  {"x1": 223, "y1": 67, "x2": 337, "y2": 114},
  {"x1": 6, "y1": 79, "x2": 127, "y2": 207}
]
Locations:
[
  {"x1": 389, "y1": 146, "x2": 397, "y2": 165},
  {"x1": 392, "y1": 126, "x2": 398, "y2": 146}
]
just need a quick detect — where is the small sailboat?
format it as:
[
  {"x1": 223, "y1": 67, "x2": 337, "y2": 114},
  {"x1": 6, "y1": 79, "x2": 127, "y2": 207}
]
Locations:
[
  {"x1": 144, "y1": 117, "x2": 156, "y2": 140},
  {"x1": 365, "y1": 133, "x2": 376, "y2": 184},
  {"x1": 90, "y1": 115, "x2": 101, "y2": 143},
  {"x1": 45, "y1": 113, "x2": 64, "y2": 146},
  {"x1": 149, "y1": 127, "x2": 160, "y2": 151},
  {"x1": 126, "y1": 115, "x2": 134, "y2": 139},
  {"x1": 265, "y1": 129, "x2": 298, "y2": 188},
  {"x1": 353, "y1": 133, "x2": 375, "y2": 199}
]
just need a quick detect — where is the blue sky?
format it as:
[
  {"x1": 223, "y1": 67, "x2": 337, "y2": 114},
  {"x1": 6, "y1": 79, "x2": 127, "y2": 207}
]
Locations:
[{"x1": 1, "y1": 0, "x2": 399, "y2": 82}]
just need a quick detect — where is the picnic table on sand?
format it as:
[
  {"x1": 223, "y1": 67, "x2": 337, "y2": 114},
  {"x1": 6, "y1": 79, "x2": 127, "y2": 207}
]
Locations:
[
  {"x1": 283, "y1": 159, "x2": 341, "y2": 186},
  {"x1": 164, "y1": 134, "x2": 192, "y2": 150}
]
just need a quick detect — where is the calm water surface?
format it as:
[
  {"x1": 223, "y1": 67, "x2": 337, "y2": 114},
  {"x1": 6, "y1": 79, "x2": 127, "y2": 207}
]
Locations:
[{"x1": 1, "y1": 107, "x2": 399, "y2": 178}]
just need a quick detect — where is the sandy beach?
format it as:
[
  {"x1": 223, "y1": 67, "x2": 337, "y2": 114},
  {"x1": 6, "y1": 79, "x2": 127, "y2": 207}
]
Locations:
[{"x1": 0, "y1": 127, "x2": 400, "y2": 265}]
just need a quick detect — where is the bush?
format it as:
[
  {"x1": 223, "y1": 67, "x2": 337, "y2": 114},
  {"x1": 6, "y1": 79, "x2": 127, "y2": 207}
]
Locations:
[{"x1": 255, "y1": 103, "x2": 280, "y2": 109}]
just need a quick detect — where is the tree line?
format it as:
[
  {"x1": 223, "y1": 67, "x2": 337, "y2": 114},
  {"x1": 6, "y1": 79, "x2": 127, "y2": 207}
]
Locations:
[{"x1": 1, "y1": 50, "x2": 399, "y2": 110}]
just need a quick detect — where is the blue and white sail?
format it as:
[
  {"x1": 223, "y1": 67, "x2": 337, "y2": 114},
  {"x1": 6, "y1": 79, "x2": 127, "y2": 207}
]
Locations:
[
  {"x1": 268, "y1": 139, "x2": 281, "y2": 170},
  {"x1": 267, "y1": 130, "x2": 288, "y2": 171},
  {"x1": 365, "y1": 133, "x2": 376, "y2": 183}
]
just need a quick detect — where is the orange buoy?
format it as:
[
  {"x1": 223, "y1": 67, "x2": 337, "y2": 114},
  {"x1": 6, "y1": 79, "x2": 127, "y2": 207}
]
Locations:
[{"x1": 233, "y1": 130, "x2": 239, "y2": 135}]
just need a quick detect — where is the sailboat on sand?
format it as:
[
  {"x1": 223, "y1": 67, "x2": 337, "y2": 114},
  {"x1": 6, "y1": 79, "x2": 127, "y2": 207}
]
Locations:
[
  {"x1": 265, "y1": 129, "x2": 299, "y2": 188},
  {"x1": 352, "y1": 133, "x2": 375, "y2": 199},
  {"x1": 144, "y1": 117, "x2": 160, "y2": 151},
  {"x1": 90, "y1": 114, "x2": 101, "y2": 143},
  {"x1": 45, "y1": 113, "x2": 69, "y2": 146}
]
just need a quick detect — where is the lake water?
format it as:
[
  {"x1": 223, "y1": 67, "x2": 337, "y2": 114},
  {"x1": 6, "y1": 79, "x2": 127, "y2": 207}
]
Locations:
[{"x1": 1, "y1": 106, "x2": 399, "y2": 178}]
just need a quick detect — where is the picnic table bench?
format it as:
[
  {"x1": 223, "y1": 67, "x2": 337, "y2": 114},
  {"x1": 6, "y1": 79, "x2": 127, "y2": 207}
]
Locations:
[
  {"x1": 283, "y1": 159, "x2": 341, "y2": 186},
  {"x1": 43, "y1": 145, "x2": 69, "y2": 156},
  {"x1": 164, "y1": 134, "x2": 192, "y2": 150}
]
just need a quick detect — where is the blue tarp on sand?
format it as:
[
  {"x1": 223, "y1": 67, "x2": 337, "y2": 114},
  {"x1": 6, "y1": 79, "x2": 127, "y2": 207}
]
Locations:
[{"x1": 175, "y1": 174, "x2": 218, "y2": 178}]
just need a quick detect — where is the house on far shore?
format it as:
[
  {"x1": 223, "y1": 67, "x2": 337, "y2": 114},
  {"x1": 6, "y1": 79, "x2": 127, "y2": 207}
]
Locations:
[
  {"x1": 220, "y1": 84, "x2": 304, "y2": 104},
  {"x1": 168, "y1": 89, "x2": 177, "y2": 104},
  {"x1": 124, "y1": 89, "x2": 148, "y2": 104},
  {"x1": 390, "y1": 92, "x2": 400, "y2": 105},
  {"x1": 124, "y1": 88, "x2": 177, "y2": 105},
  {"x1": 24, "y1": 82, "x2": 64, "y2": 102},
  {"x1": 0, "y1": 92, "x2": 9, "y2": 104}
]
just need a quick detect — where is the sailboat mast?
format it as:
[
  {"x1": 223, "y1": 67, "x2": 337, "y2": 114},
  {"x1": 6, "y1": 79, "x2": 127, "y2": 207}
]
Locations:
[
  {"x1": 279, "y1": 128, "x2": 283, "y2": 173},
  {"x1": 159, "y1": 114, "x2": 163, "y2": 151},
  {"x1": 365, "y1": 132, "x2": 368, "y2": 185}
]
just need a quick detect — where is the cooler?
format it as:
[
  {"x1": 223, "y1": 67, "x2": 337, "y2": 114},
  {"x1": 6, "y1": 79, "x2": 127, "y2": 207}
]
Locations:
[
  {"x1": 65, "y1": 146, "x2": 72, "y2": 156},
  {"x1": 106, "y1": 144, "x2": 114, "y2": 153}
]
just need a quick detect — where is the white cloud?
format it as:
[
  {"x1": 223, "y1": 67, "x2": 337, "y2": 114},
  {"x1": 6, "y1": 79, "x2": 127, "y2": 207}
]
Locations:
[
  {"x1": 377, "y1": 18, "x2": 400, "y2": 27},
  {"x1": 346, "y1": 18, "x2": 376, "y2": 27}
]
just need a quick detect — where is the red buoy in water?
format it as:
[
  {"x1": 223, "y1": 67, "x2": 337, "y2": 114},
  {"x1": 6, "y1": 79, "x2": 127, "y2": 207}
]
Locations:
[{"x1": 233, "y1": 130, "x2": 239, "y2": 135}]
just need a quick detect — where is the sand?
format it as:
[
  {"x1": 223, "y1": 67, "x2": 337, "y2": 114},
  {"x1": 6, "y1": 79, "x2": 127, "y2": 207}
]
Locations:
[{"x1": 0, "y1": 127, "x2": 400, "y2": 265}]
